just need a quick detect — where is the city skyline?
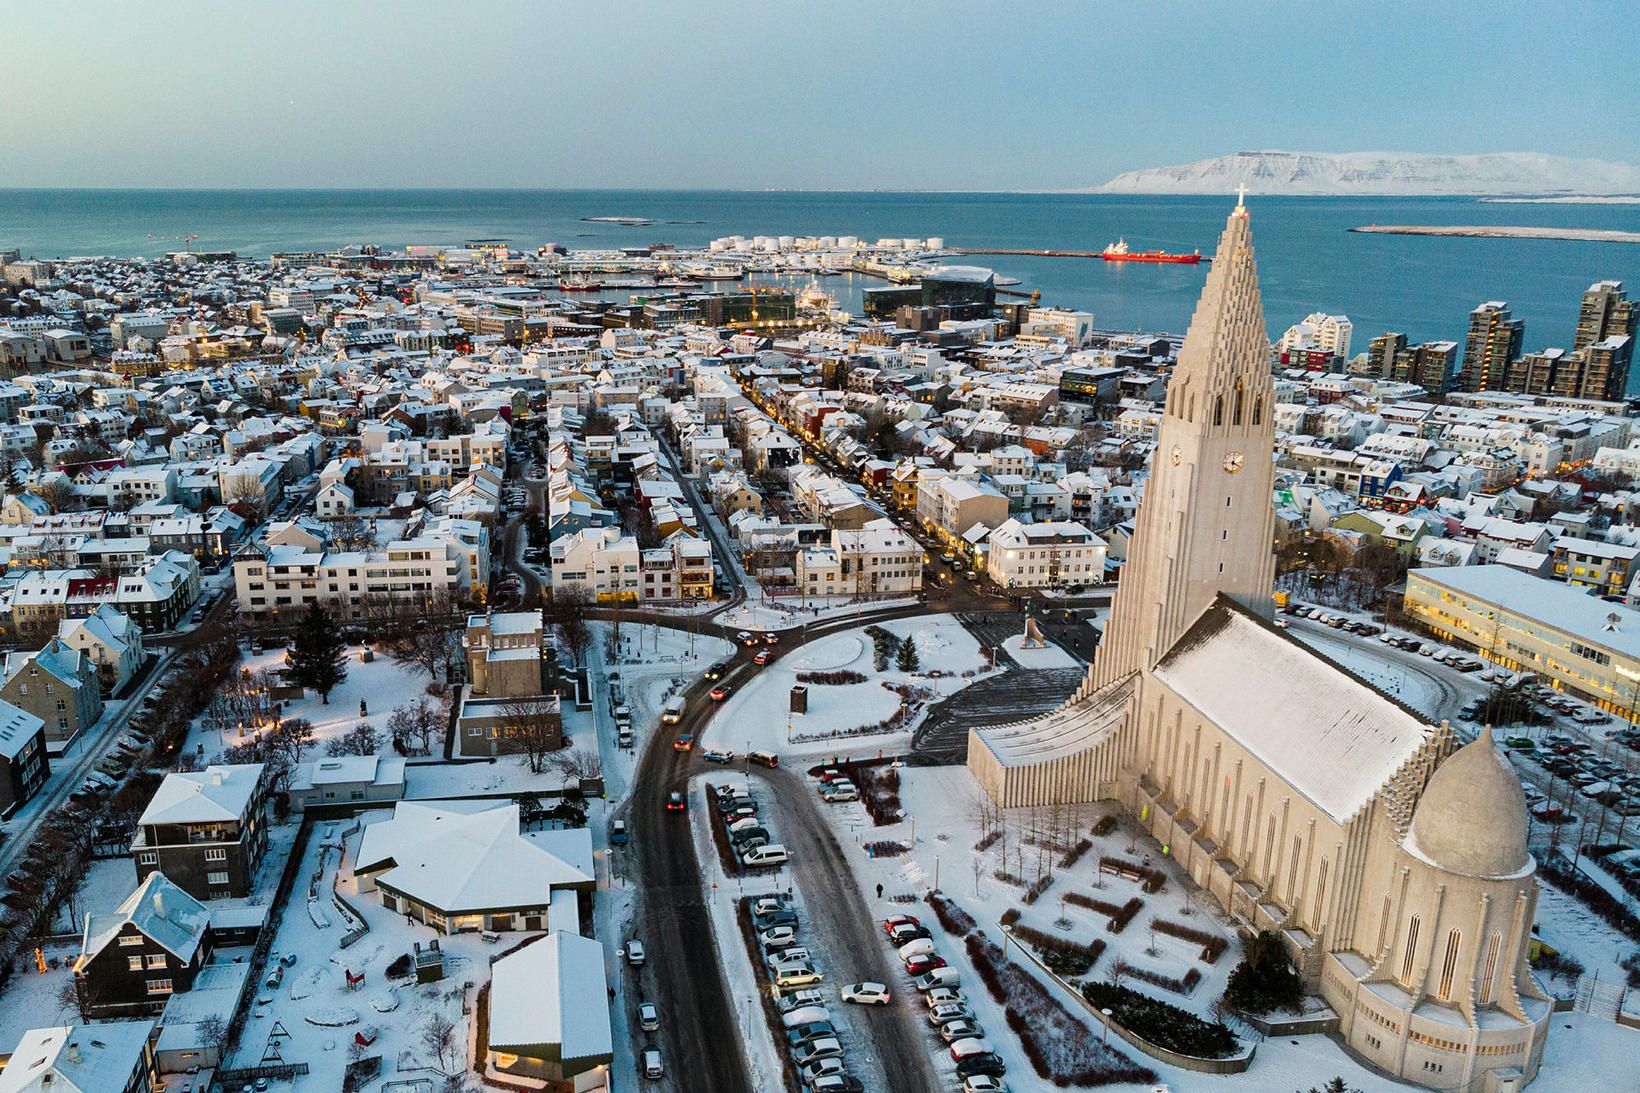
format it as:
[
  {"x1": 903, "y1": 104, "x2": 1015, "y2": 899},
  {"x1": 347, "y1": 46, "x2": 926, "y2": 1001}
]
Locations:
[{"x1": 3, "y1": 0, "x2": 1636, "y2": 190}]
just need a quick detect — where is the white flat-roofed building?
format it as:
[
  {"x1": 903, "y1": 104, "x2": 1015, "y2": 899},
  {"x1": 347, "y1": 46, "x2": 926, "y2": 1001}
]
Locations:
[{"x1": 485, "y1": 931, "x2": 613, "y2": 1087}]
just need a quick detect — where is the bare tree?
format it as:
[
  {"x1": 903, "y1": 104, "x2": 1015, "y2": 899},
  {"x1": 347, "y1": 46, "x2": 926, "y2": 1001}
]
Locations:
[
  {"x1": 327, "y1": 722, "x2": 382, "y2": 756},
  {"x1": 225, "y1": 476, "x2": 266, "y2": 524},
  {"x1": 329, "y1": 513, "x2": 375, "y2": 551},
  {"x1": 549, "y1": 744, "x2": 602, "y2": 782},
  {"x1": 387, "y1": 698, "x2": 442, "y2": 757},
  {"x1": 421, "y1": 1011, "x2": 460, "y2": 1074},
  {"x1": 54, "y1": 978, "x2": 81, "y2": 1023},
  {"x1": 36, "y1": 478, "x2": 77, "y2": 514},
  {"x1": 387, "y1": 624, "x2": 461, "y2": 683},
  {"x1": 498, "y1": 696, "x2": 562, "y2": 773}
]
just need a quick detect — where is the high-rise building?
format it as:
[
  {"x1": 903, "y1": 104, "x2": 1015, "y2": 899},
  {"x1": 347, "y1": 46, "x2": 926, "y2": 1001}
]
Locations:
[
  {"x1": 1388, "y1": 339, "x2": 1461, "y2": 394},
  {"x1": 1366, "y1": 332, "x2": 1406, "y2": 378},
  {"x1": 1576, "y1": 280, "x2": 1637, "y2": 351},
  {"x1": 1462, "y1": 300, "x2": 1524, "y2": 392},
  {"x1": 1279, "y1": 312, "x2": 1353, "y2": 360}
]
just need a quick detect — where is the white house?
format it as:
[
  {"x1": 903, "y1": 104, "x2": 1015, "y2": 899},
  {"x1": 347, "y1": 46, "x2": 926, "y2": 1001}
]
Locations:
[{"x1": 985, "y1": 518, "x2": 1107, "y2": 590}]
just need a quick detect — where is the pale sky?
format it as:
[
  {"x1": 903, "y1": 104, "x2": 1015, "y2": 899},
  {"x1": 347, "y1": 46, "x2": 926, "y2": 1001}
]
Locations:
[{"x1": 2, "y1": 0, "x2": 1633, "y2": 190}]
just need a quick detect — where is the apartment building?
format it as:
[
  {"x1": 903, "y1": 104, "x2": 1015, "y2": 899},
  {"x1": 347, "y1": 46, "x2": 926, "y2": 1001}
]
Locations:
[
  {"x1": 233, "y1": 535, "x2": 471, "y2": 620},
  {"x1": 985, "y1": 517, "x2": 1107, "y2": 590},
  {"x1": 795, "y1": 518, "x2": 923, "y2": 598},
  {"x1": 131, "y1": 764, "x2": 270, "y2": 900}
]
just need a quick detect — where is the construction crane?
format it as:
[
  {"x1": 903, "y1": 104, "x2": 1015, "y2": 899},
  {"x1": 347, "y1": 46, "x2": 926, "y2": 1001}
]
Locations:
[{"x1": 147, "y1": 233, "x2": 199, "y2": 253}]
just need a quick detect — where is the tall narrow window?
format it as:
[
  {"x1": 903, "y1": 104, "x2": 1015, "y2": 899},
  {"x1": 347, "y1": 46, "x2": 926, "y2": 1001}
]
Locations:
[
  {"x1": 1437, "y1": 929, "x2": 1462, "y2": 1001},
  {"x1": 1232, "y1": 381, "x2": 1244, "y2": 426},
  {"x1": 1376, "y1": 897, "x2": 1392, "y2": 954},
  {"x1": 1253, "y1": 397, "x2": 1263, "y2": 426},
  {"x1": 1264, "y1": 818, "x2": 1277, "y2": 881},
  {"x1": 1287, "y1": 835, "x2": 1302, "y2": 902},
  {"x1": 1401, "y1": 916, "x2": 1421, "y2": 983},
  {"x1": 1480, "y1": 933, "x2": 1502, "y2": 1004},
  {"x1": 1213, "y1": 396, "x2": 1224, "y2": 426},
  {"x1": 1313, "y1": 859, "x2": 1329, "y2": 923}
]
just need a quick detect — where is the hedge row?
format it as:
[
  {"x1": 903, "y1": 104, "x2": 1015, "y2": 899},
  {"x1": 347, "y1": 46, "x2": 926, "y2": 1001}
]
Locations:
[
  {"x1": 1022, "y1": 873, "x2": 1055, "y2": 905},
  {"x1": 1152, "y1": 918, "x2": 1230, "y2": 964},
  {"x1": 1081, "y1": 981, "x2": 1237, "y2": 1058},
  {"x1": 974, "y1": 830, "x2": 1003, "y2": 853},
  {"x1": 1065, "y1": 892, "x2": 1144, "y2": 933},
  {"x1": 925, "y1": 891, "x2": 979, "y2": 937},
  {"x1": 796, "y1": 669, "x2": 868, "y2": 685},
  {"x1": 1060, "y1": 838, "x2": 1094, "y2": 870}
]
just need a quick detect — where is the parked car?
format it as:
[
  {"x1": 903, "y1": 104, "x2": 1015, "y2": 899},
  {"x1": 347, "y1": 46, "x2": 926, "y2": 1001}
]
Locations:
[
  {"x1": 904, "y1": 954, "x2": 947, "y2": 976},
  {"x1": 807, "y1": 1075, "x2": 864, "y2": 1093},
  {"x1": 924, "y1": 986, "x2": 964, "y2": 1009},
  {"x1": 799, "y1": 1058, "x2": 846, "y2": 1085},
  {"x1": 928, "y1": 1001, "x2": 974, "y2": 1026},
  {"x1": 643, "y1": 1049, "x2": 664, "y2": 1079},
  {"x1": 941, "y1": 1019, "x2": 986, "y2": 1043},
  {"x1": 786, "y1": 1021, "x2": 838, "y2": 1046},
  {"x1": 626, "y1": 940, "x2": 647, "y2": 965},
  {"x1": 638, "y1": 1001, "x2": 659, "y2": 1032},
  {"x1": 744, "y1": 844, "x2": 790, "y2": 867},
  {"x1": 776, "y1": 988, "x2": 825, "y2": 1014},
  {"x1": 610, "y1": 818, "x2": 628, "y2": 845},
  {"x1": 841, "y1": 981, "x2": 890, "y2": 1005},
  {"x1": 755, "y1": 909, "x2": 799, "y2": 931},
  {"x1": 881, "y1": 914, "x2": 921, "y2": 938},
  {"x1": 761, "y1": 925, "x2": 798, "y2": 949},
  {"x1": 955, "y1": 1054, "x2": 1008, "y2": 1080},
  {"x1": 962, "y1": 1076, "x2": 1010, "y2": 1093},
  {"x1": 887, "y1": 923, "x2": 931, "y2": 945},
  {"x1": 792, "y1": 1038, "x2": 844, "y2": 1066},
  {"x1": 781, "y1": 1004, "x2": 830, "y2": 1029},
  {"x1": 820, "y1": 783, "x2": 858, "y2": 803}
]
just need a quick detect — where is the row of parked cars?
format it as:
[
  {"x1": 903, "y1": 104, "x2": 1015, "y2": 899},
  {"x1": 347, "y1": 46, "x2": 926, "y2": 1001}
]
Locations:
[
  {"x1": 755, "y1": 894, "x2": 866, "y2": 1092},
  {"x1": 1514, "y1": 734, "x2": 1640, "y2": 816},
  {"x1": 880, "y1": 914, "x2": 1008, "y2": 1089},
  {"x1": 715, "y1": 781, "x2": 791, "y2": 867}
]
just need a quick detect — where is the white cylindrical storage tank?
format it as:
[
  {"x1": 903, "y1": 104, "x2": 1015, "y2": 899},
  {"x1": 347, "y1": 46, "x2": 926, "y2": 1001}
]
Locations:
[
  {"x1": 926, "y1": 237, "x2": 945, "y2": 250},
  {"x1": 777, "y1": 235, "x2": 795, "y2": 250}
]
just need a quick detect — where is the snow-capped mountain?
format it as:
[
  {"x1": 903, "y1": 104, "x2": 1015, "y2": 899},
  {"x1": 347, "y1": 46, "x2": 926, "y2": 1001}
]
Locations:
[{"x1": 1096, "y1": 151, "x2": 1640, "y2": 195}]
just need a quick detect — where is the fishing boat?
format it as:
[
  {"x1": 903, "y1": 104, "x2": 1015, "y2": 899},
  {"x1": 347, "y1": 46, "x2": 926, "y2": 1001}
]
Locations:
[{"x1": 1100, "y1": 239, "x2": 1202, "y2": 264}]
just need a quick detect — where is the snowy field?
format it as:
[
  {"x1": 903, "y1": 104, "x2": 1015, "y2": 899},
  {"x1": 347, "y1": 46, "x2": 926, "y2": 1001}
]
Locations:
[{"x1": 699, "y1": 615, "x2": 995, "y2": 760}]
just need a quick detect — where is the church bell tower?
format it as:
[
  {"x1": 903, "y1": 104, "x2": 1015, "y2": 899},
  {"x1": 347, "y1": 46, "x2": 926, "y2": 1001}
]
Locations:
[{"x1": 1090, "y1": 194, "x2": 1278, "y2": 689}]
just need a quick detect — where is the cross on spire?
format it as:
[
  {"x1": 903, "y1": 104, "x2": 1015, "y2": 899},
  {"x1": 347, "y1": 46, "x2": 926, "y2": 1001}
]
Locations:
[{"x1": 1235, "y1": 183, "x2": 1248, "y2": 211}]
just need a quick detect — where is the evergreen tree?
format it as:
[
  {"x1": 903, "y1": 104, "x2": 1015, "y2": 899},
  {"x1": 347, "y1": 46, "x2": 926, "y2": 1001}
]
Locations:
[
  {"x1": 288, "y1": 602, "x2": 348, "y2": 704},
  {"x1": 896, "y1": 634, "x2": 920, "y2": 672}
]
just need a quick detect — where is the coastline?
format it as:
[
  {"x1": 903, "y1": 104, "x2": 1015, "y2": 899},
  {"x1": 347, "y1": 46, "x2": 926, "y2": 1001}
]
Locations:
[{"x1": 1350, "y1": 224, "x2": 1640, "y2": 244}]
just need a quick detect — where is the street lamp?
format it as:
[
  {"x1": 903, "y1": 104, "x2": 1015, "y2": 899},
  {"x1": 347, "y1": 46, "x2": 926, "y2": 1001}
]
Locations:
[{"x1": 1100, "y1": 1007, "x2": 1113, "y2": 1044}]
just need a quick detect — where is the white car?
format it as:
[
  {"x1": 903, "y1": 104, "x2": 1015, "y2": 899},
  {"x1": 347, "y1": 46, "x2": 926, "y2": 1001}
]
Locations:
[
  {"x1": 760, "y1": 926, "x2": 798, "y2": 949},
  {"x1": 637, "y1": 1001, "x2": 659, "y2": 1031},
  {"x1": 626, "y1": 940, "x2": 646, "y2": 966},
  {"x1": 963, "y1": 1076, "x2": 1010, "y2": 1093},
  {"x1": 841, "y1": 981, "x2": 890, "y2": 1005}
]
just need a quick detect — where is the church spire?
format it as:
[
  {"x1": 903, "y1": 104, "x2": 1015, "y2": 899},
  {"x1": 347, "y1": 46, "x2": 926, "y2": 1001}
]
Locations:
[{"x1": 1086, "y1": 200, "x2": 1277, "y2": 689}]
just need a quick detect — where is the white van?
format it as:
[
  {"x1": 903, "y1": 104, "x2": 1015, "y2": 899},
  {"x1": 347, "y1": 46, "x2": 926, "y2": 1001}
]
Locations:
[
  {"x1": 661, "y1": 695, "x2": 687, "y2": 724},
  {"x1": 743, "y1": 844, "x2": 789, "y2": 867},
  {"x1": 914, "y1": 966, "x2": 961, "y2": 991},
  {"x1": 642, "y1": 1049, "x2": 663, "y2": 1079}
]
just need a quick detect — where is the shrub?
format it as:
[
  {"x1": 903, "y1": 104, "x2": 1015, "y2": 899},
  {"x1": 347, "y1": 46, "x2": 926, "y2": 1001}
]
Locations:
[
  {"x1": 1082, "y1": 980, "x2": 1239, "y2": 1058},
  {"x1": 1153, "y1": 918, "x2": 1230, "y2": 964},
  {"x1": 1011, "y1": 923, "x2": 1106, "y2": 977},
  {"x1": 1000, "y1": 907, "x2": 1022, "y2": 928},
  {"x1": 925, "y1": 891, "x2": 979, "y2": 937},
  {"x1": 795, "y1": 669, "x2": 868, "y2": 685},
  {"x1": 1091, "y1": 815, "x2": 1117, "y2": 838},
  {"x1": 1065, "y1": 892, "x2": 1144, "y2": 933},
  {"x1": 1060, "y1": 838, "x2": 1093, "y2": 869},
  {"x1": 965, "y1": 934, "x2": 1158, "y2": 1086},
  {"x1": 974, "y1": 830, "x2": 1002, "y2": 853},
  {"x1": 1224, "y1": 930, "x2": 1304, "y2": 1015},
  {"x1": 1539, "y1": 856, "x2": 1640, "y2": 941},
  {"x1": 1114, "y1": 961, "x2": 1201, "y2": 995},
  {"x1": 386, "y1": 953, "x2": 412, "y2": 978},
  {"x1": 1022, "y1": 874, "x2": 1054, "y2": 905},
  {"x1": 993, "y1": 869, "x2": 1026, "y2": 888}
]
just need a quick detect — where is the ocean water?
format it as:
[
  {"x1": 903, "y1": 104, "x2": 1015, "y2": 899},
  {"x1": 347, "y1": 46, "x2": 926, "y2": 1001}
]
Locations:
[{"x1": 2, "y1": 189, "x2": 1637, "y2": 350}]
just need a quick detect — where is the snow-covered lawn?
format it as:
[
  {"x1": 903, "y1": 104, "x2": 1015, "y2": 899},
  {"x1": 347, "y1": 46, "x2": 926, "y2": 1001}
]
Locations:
[
  {"x1": 698, "y1": 615, "x2": 994, "y2": 760},
  {"x1": 403, "y1": 756, "x2": 563, "y2": 799},
  {"x1": 185, "y1": 644, "x2": 437, "y2": 762}
]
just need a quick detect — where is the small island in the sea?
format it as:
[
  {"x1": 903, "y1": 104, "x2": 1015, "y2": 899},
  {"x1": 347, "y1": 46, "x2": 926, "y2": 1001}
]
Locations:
[
  {"x1": 582, "y1": 216, "x2": 655, "y2": 225},
  {"x1": 1351, "y1": 224, "x2": 1640, "y2": 244}
]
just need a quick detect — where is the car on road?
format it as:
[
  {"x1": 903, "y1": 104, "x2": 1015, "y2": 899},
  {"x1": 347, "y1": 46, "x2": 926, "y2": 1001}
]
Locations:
[
  {"x1": 703, "y1": 748, "x2": 735, "y2": 763},
  {"x1": 737, "y1": 630, "x2": 759, "y2": 646},
  {"x1": 748, "y1": 750, "x2": 780, "y2": 768},
  {"x1": 609, "y1": 818, "x2": 628, "y2": 845},
  {"x1": 673, "y1": 734, "x2": 694, "y2": 751},
  {"x1": 940, "y1": 1018, "x2": 985, "y2": 1043},
  {"x1": 705, "y1": 662, "x2": 731, "y2": 681},
  {"x1": 764, "y1": 632, "x2": 781, "y2": 644},
  {"x1": 709, "y1": 686, "x2": 732, "y2": 701},
  {"x1": 665, "y1": 791, "x2": 687, "y2": 812},
  {"x1": 637, "y1": 1001, "x2": 659, "y2": 1031},
  {"x1": 642, "y1": 1048, "x2": 664, "y2": 1079},
  {"x1": 754, "y1": 649, "x2": 773, "y2": 665},
  {"x1": 626, "y1": 940, "x2": 646, "y2": 966},
  {"x1": 840, "y1": 982, "x2": 890, "y2": 1005}
]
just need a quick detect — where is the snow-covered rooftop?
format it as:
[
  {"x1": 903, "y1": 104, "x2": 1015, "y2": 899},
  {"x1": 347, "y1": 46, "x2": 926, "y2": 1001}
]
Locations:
[
  {"x1": 1412, "y1": 563, "x2": 1640, "y2": 661},
  {"x1": 80, "y1": 872, "x2": 210, "y2": 966},
  {"x1": 1153, "y1": 599, "x2": 1435, "y2": 822},
  {"x1": 354, "y1": 801, "x2": 593, "y2": 915},
  {"x1": 138, "y1": 763, "x2": 264, "y2": 826},
  {"x1": 486, "y1": 931, "x2": 613, "y2": 1067},
  {"x1": 0, "y1": 1020, "x2": 156, "y2": 1093}
]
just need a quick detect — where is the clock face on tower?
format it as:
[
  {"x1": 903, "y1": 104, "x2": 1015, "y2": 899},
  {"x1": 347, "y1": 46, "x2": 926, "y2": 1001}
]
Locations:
[{"x1": 1222, "y1": 451, "x2": 1245, "y2": 474}]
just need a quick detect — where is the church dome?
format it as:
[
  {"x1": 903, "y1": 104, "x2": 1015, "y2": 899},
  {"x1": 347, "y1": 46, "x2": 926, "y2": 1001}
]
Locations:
[{"x1": 1407, "y1": 729, "x2": 1531, "y2": 878}]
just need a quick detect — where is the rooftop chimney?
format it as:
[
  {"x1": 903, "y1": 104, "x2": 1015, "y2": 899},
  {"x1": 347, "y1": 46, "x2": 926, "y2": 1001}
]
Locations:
[{"x1": 152, "y1": 889, "x2": 166, "y2": 920}]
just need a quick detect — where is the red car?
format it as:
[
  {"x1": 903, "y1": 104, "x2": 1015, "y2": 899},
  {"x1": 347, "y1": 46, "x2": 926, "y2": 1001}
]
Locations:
[
  {"x1": 709, "y1": 685, "x2": 731, "y2": 701},
  {"x1": 882, "y1": 914, "x2": 921, "y2": 938},
  {"x1": 673, "y1": 734, "x2": 694, "y2": 751},
  {"x1": 754, "y1": 649, "x2": 773, "y2": 666},
  {"x1": 665, "y1": 791, "x2": 687, "y2": 811},
  {"x1": 904, "y1": 955, "x2": 947, "y2": 976}
]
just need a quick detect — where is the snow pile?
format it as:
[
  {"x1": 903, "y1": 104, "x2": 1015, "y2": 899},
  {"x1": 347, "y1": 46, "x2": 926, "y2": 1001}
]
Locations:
[{"x1": 305, "y1": 1005, "x2": 360, "y2": 1027}]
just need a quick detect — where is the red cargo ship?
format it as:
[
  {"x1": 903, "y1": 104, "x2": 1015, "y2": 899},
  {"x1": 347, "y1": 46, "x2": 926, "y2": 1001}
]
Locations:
[{"x1": 1100, "y1": 239, "x2": 1202, "y2": 264}]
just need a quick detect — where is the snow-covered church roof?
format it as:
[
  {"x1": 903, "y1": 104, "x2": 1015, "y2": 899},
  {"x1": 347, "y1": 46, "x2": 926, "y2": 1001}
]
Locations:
[{"x1": 1153, "y1": 598, "x2": 1436, "y2": 823}]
